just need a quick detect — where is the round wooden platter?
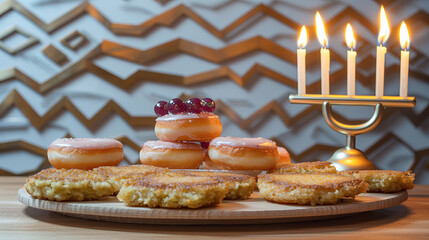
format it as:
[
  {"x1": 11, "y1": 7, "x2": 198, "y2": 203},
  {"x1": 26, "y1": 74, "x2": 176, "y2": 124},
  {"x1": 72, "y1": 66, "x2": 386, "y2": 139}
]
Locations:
[{"x1": 18, "y1": 188, "x2": 408, "y2": 225}]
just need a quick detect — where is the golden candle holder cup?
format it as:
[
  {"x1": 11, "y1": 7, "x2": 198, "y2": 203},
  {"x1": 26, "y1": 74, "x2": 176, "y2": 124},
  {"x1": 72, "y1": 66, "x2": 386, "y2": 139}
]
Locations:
[{"x1": 289, "y1": 94, "x2": 416, "y2": 171}]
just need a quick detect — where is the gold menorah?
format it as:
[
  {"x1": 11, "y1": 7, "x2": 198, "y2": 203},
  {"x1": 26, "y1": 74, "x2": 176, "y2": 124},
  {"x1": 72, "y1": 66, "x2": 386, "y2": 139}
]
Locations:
[{"x1": 289, "y1": 94, "x2": 416, "y2": 171}]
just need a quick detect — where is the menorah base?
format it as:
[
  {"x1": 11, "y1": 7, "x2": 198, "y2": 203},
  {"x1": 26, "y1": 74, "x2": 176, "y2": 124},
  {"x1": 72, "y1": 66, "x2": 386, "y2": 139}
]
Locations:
[{"x1": 328, "y1": 147, "x2": 376, "y2": 171}]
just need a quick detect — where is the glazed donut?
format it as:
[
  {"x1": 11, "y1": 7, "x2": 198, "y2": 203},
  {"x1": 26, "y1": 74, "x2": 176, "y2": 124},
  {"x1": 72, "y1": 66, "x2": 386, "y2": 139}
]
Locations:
[
  {"x1": 202, "y1": 150, "x2": 221, "y2": 170},
  {"x1": 48, "y1": 138, "x2": 124, "y2": 170},
  {"x1": 277, "y1": 147, "x2": 291, "y2": 165},
  {"x1": 155, "y1": 112, "x2": 222, "y2": 142},
  {"x1": 140, "y1": 141, "x2": 203, "y2": 169},
  {"x1": 208, "y1": 137, "x2": 279, "y2": 170}
]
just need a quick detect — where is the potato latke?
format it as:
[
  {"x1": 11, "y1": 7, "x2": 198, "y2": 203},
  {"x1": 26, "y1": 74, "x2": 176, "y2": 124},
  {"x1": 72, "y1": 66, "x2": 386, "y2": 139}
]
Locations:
[{"x1": 258, "y1": 173, "x2": 368, "y2": 205}]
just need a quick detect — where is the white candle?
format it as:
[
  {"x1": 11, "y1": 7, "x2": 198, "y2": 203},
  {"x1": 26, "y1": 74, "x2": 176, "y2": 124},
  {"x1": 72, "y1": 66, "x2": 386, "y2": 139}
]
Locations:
[
  {"x1": 347, "y1": 51, "x2": 356, "y2": 96},
  {"x1": 399, "y1": 21, "x2": 410, "y2": 97},
  {"x1": 400, "y1": 50, "x2": 409, "y2": 97},
  {"x1": 315, "y1": 11, "x2": 329, "y2": 95},
  {"x1": 376, "y1": 6, "x2": 390, "y2": 98},
  {"x1": 346, "y1": 23, "x2": 356, "y2": 96},
  {"x1": 376, "y1": 45, "x2": 386, "y2": 97},
  {"x1": 320, "y1": 48, "x2": 330, "y2": 95},
  {"x1": 297, "y1": 26, "x2": 308, "y2": 95}
]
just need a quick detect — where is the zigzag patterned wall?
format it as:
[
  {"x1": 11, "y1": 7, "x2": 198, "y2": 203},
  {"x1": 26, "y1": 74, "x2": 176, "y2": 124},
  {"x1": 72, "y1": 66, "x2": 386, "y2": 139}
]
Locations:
[{"x1": 0, "y1": 0, "x2": 428, "y2": 183}]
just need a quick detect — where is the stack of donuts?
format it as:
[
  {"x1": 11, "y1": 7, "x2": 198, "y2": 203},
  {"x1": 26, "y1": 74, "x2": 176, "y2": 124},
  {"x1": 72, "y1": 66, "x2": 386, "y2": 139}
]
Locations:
[
  {"x1": 141, "y1": 97, "x2": 291, "y2": 170},
  {"x1": 140, "y1": 97, "x2": 222, "y2": 169},
  {"x1": 46, "y1": 97, "x2": 291, "y2": 171}
]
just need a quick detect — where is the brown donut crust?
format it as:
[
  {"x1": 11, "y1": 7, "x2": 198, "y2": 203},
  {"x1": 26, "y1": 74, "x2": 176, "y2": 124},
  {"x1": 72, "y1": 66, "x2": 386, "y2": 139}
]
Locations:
[
  {"x1": 215, "y1": 145, "x2": 278, "y2": 159},
  {"x1": 48, "y1": 158, "x2": 122, "y2": 170},
  {"x1": 48, "y1": 146, "x2": 122, "y2": 155},
  {"x1": 208, "y1": 144, "x2": 278, "y2": 170},
  {"x1": 140, "y1": 144, "x2": 204, "y2": 169}
]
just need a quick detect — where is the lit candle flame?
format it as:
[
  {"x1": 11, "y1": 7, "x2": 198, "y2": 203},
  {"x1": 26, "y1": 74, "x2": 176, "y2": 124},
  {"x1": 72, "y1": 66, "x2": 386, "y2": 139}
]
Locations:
[
  {"x1": 378, "y1": 5, "x2": 390, "y2": 46},
  {"x1": 345, "y1": 23, "x2": 356, "y2": 51},
  {"x1": 297, "y1": 26, "x2": 308, "y2": 49},
  {"x1": 315, "y1": 11, "x2": 328, "y2": 48},
  {"x1": 400, "y1": 21, "x2": 410, "y2": 51}
]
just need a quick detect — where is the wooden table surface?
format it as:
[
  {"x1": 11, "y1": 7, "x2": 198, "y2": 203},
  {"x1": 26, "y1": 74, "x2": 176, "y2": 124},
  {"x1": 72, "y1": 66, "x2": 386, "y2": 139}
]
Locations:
[{"x1": 1, "y1": 177, "x2": 428, "y2": 239}]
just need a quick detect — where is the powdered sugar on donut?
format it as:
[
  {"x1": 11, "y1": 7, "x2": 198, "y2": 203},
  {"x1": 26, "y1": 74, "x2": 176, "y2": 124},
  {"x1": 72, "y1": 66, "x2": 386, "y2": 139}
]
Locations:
[
  {"x1": 143, "y1": 140, "x2": 202, "y2": 150},
  {"x1": 210, "y1": 137, "x2": 277, "y2": 150},
  {"x1": 156, "y1": 112, "x2": 217, "y2": 121},
  {"x1": 49, "y1": 138, "x2": 122, "y2": 150}
]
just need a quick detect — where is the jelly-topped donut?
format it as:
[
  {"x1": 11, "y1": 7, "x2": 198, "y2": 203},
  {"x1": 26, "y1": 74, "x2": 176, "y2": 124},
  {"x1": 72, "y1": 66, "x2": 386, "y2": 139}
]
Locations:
[
  {"x1": 48, "y1": 138, "x2": 124, "y2": 170},
  {"x1": 207, "y1": 137, "x2": 279, "y2": 170},
  {"x1": 140, "y1": 140, "x2": 203, "y2": 169},
  {"x1": 154, "y1": 98, "x2": 221, "y2": 142},
  {"x1": 155, "y1": 112, "x2": 222, "y2": 142}
]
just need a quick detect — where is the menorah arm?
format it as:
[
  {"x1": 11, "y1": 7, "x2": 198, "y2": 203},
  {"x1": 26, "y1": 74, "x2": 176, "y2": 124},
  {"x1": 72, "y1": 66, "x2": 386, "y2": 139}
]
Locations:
[
  {"x1": 289, "y1": 94, "x2": 415, "y2": 107},
  {"x1": 322, "y1": 101, "x2": 383, "y2": 136}
]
